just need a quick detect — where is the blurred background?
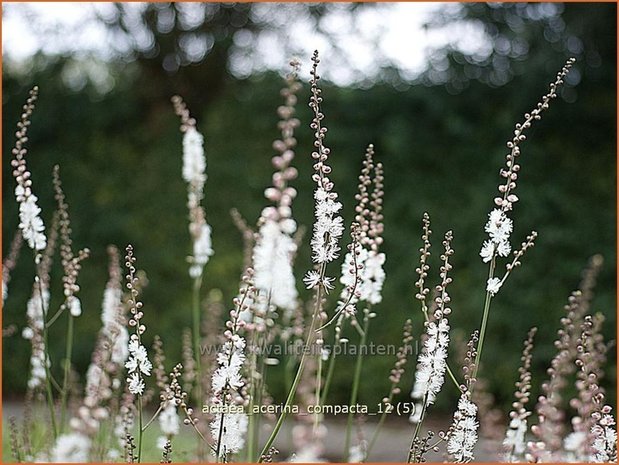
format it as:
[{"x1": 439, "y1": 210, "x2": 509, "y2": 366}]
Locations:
[{"x1": 2, "y1": 1, "x2": 616, "y2": 421}]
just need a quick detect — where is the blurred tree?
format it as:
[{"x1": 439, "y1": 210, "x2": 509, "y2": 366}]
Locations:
[{"x1": 95, "y1": 3, "x2": 375, "y2": 108}]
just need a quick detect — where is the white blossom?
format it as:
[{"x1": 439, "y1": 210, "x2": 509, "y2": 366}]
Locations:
[
  {"x1": 303, "y1": 270, "x2": 321, "y2": 290},
  {"x1": 447, "y1": 394, "x2": 479, "y2": 463},
  {"x1": 190, "y1": 223, "x2": 213, "y2": 278},
  {"x1": 18, "y1": 194, "x2": 46, "y2": 251},
  {"x1": 253, "y1": 219, "x2": 298, "y2": 314},
  {"x1": 591, "y1": 413, "x2": 617, "y2": 463},
  {"x1": 127, "y1": 372, "x2": 144, "y2": 395},
  {"x1": 479, "y1": 208, "x2": 512, "y2": 264},
  {"x1": 210, "y1": 412, "x2": 248, "y2": 459},
  {"x1": 125, "y1": 336, "x2": 151, "y2": 395},
  {"x1": 182, "y1": 127, "x2": 206, "y2": 185},
  {"x1": 340, "y1": 248, "x2": 386, "y2": 308},
  {"x1": 503, "y1": 417, "x2": 528, "y2": 459},
  {"x1": 26, "y1": 287, "x2": 49, "y2": 332},
  {"x1": 69, "y1": 296, "x2": 82, "y2": 317},
  {"x1": 159, "y1": 401, "x2": 180, "y2": 437},
  {"x1": 49, "y1": 433, "x2": 91, "y2": 462},
  {"x1": 210, "y1": 330, "x2": 248, "y2": 459},
  {"x1": 486, "y1": 277, "x2": 502, "y2": 296},
  {"x1": 411, "y1": 318, "x2": 450, "y2": 405},
  {"x1": 310, "y1": 187, "x2": 344, "y2": 266}
]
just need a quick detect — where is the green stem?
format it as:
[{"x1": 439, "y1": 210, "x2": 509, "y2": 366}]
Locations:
[
  {"x1": 37, "y1": 276, "x2": 58, "y2": 440},
  {"x1": 344, "y1": 312, "x2": 370, "y2": 461},
  {"x1": 41, "y1": 315, "x2": 58, "y2": 439},
  {"x1": 472, "y1": 257, "x2": 496, "y2": 384},
  {"x1": 365, "y1": 390, "x2": 395, "y2": 460},
  {"x1": 313, "y1": 346, "x2": 324, "y2": 434},
  {"x1": 319, "y1": 327, "x2": 341, "y2": 405},
  {"x1": 59, "y1": 314, "x2": 74, "y2": 432},
  {"x1": 246, "y1": 333, "x2": 258, "y2": 462},
  {"x1": 192, "y1": 276, "x2": 203, "y2": 400},
  {"x1": 137, "y1": 395, "x2": 143, "y2": 462},
  {"x1": 258, "y1": 284, "x2": 324, "y2": 462}
]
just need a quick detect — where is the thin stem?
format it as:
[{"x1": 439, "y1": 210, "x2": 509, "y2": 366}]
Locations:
[
  {"x1": 137, "y1": 395, "x2": 143, "y2": 462},
  {"x1": 216, "y1": 408, "x2": 226, "y2": 462},
  {"x1": 319, "y1": 316, "x2": 343, "y2": 405},
  {"x1": 59, "y1": 314, "x2": 74, "y2": 432},
  {"x1": 344, "y1": 312, "x2": 370, "y2": 460},
  {"x1": 192, "y1": 276, "x2": 203, "y2": 402},
  {"x1": 246, "y1": 332, "x2": 258, "y2": 462},
  {"x1": 141, "y1": 403, "x2": 163, "y2": 432},
  {"x1": 258, "y1": 282, "x2": 324, "y2": 462},
  {"x1": 37, "y1": 272, "x2": 58, "y2": 440},
  {"x1": 313, "y1": 345, "x2": 324, "y2": 434},
  {"x1": 44, "y1": 305, "x2": 66, "y2": 329},
  {"x1": 472, "y1": 257, "x2": 496, "y2": 383},
  {"x1": 365, "y1": 389, "x2": 395, "y2": 459}
]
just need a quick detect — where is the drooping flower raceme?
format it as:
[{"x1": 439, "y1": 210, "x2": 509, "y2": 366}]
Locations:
[{"x1": 447, "y1": 394, "x2": 479, "y2": 462}]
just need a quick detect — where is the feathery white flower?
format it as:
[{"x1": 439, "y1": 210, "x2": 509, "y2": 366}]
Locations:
[
  {"x1": 50, "y1": 433, "x2": 91, "y2": 462},
  {"x1": 159, "y1": 401, "x2": 180, "y2": 436},
  {"x1": 591, "y1": 413, "x2": 617, "y2": 463},
  {"x1": 503, "y1": 417, "x2": 528, "y2": 459},
  {"x1": 303, "y1": 270, "x2": 322, "y2": 290},
  {"x1": 486, "y1": 277, "x2": 502, "y2": 296},
  {"x1": 26, "y1": 287, "x2": 49, "y2": 332},
  {"x1": 18, "y1": 194, "x2": 47, "y2": 251},
  {"x1": 210, "y1": 323, "x2": 248, "y2": 458},
  {"x1": 182, "y1": 127, "x2": 206, "y2": 185},
  {"x1": 127, "y1": 372, "x2": 145, "y2": 395},
  {"x1": 447, "y1": 394, "x2": 479, "y2": 463},
  {"x1": 100, "y1": 285, "x2": 129, "y2": 365},
  {"x1": 411, "y1": 318, "x2": 450, "y2": 405},
  {"x1": 479, "y1": 208, "x2": 512, "y2": 264},
  {"x1": 210, "y1": 412, "x2": 248, "y2": 458},
  {"x1": 253, "y1": 219, "x2": 298, "y2": 313},
  {"x1": 310, "y1": 190, "x2": 344, "y2": 265}
]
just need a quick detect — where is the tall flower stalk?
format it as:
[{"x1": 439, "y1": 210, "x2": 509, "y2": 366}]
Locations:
[
  {"x1": 474, "y1": 58, "x2": 575, "y2": 382},
  {"x1": 259, "y1": 50, "x2": 343, "y2": 461},
  {"x1": 123, "y1": 245, "x2": 152, "y2": 462},
  {"x1": 210, "y1": 270, "x2": 254, "y2": 462},
  {"x1": 53, "y1": 165, "x2": 90, "y2": 432},
  {"x1": 408, "y1": 230, "x2": 454, "y2": 463},
  {"x1": 172, "y1": 96, "x2": 213, "y2": 418},
  {"x1": 10, "y1": 86, "x2": 58, "y2": 438},
  {"x1": 503, "y1": 327, "x2": 537, "y2": 462}
]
